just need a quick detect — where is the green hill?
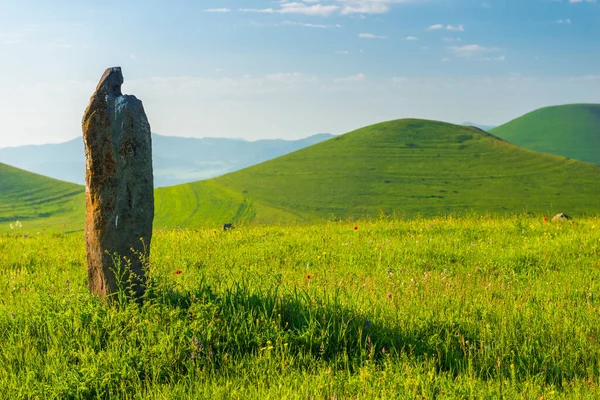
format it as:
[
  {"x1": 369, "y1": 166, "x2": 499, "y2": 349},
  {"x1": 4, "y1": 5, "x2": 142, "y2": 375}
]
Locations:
[
  {"x1": 0, "y1": 162, "x2": 85, "y2": 232},
  {"x1": 3, "y1": 118, "x2": 600, "y2": 232},
  {"x1": 490, "y1": 104, "x2": 600, "y2": 165},
  {"x1": 195, "y1": 118, "x2": 600, "y2": 222}
]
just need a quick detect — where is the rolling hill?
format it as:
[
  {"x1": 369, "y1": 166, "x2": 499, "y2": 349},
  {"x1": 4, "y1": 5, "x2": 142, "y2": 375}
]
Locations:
[
  {"x1": 0, "y1": 162, "x2": 85, "y2": 232},
  {"x1": 490, "y1": 104, "x2": 600, "y2": 165},
  {"x1": 157, "y1": 118, "x2": 600, "y2": 226},
  {"x1": 0, "y1": 133, "x2": 334, "y2": 187},
  {"x1": 3, "y1": 118, "x2": 600, "y2": 232}
]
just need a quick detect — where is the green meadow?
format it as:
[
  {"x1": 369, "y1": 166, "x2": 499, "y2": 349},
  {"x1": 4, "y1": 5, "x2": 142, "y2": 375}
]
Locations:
[{"x1": 2, "y1": 216, "x2": 600, "y2": 398}]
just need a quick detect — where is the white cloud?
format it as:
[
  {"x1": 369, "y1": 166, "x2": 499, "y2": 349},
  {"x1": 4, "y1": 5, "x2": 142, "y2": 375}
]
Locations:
[
  {"x1": 242, "y1": 1, "x2": 427, "y2": 16},
  {"x1": 568, "y1": 0, "x2": 596, "y2": 3},
  {"x1": 338, "y1": 0, "x2": 427, "y2": 15},
  {"x1": 447, "y1": 44, "x2": 500, "y2": 58},
  {"x1": 430, "y1": 24, "x2": 465, "y2": 31},
  {"x1": 359, "y1": 32, "x2": 387, "y2": 39},
  {"x1": 335, "y1": 50, "x2": 351, "y2": 54},
  {"x1": 446, "y1": 24, "x2": 464, "y2": 32},
  {"x1": 557, "y1": 18, "x2": 572, "y2": 24},
  {"x1": 264, "y1": 72, "x2": 318, "y2": 85},
  {"x1": 334, "y1": 73, "x2": 366, "y2": 82},
  {"x1": 442, "y1": 37, "x2": 462, "y2": 42},
  {"x1": 282, "y1": 21, "x2": 342, "y2": 28},
  {"x1": 240, "y1": 3, "x2": 340, "y2": 16},
  {"x1": 405, "y1": 36, "x2": 418, "y2": 41},
  {"x1": 203, "y1": 8, "x2": 231, "y2": 12},
  {"x1": 339, "y1": 1, "x2": 391, "y2": 14},
  {"x1": 0, "y1": 25, "x2": 36, "y2": 45}
]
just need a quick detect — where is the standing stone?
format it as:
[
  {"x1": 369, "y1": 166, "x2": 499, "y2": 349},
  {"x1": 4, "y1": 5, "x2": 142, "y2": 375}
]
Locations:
[{"x1": 82, "y1": 67, "x2": 154, "y2": 299}]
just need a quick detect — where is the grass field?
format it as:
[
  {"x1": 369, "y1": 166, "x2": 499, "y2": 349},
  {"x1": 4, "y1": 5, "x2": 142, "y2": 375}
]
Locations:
[
  {"x1": 491, "y1": 104, "x2": 600, "y2": 165},
  {"x1": 1, "y1": 216, "x2": 600, "y2": 398}
]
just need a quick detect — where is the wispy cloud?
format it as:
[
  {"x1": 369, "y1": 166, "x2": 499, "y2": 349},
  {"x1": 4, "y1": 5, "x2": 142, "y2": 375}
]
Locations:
[
  {"x1": 557, "y1": 18, "x2": 572, "y2": 24},
  {"x1": 240, "y1": 3, "x2": 340, "y2": 16},
  {"x1": 203, "y1": 8, "x2": 231, "y2": 12},
  {"x1": 429, "y1": 24, "x2": 465, "y2": 31},
  {"x1": 241, "y1": 1, "x2": 427, "y2": 17},
  {"x1": 359, "y1": 32, "x2": 387, "y2": 39},
  {"x1": 282, "y1": 21, "x2": 342, "y2": 28},
  {"x1": 482, "y1": 55, "x2": 505, "y2": 61},
  {"x1": 335, "y1": 0, "x2": 429, "y2": 15},
  {"x1": 405, "y1": 36, "x2": 418, "y2": 41},
  {"x1": 442, "y1": 37, "x2": 462, "y2": 42},
  {"x1": 447, "y1": 44, "x2": 503, "y2": 60},
  {"x1": 334, "y1": 73, "x2": 366, "y2": 82},
  {"x1": 0, "y1": 25, "x2": 36, "y2": 45},
  {"x1": 49, "y1": 39, "x2": 72, "y2": 49},
  {"x1": 446, "y1": 24, "x2": 465, "y2": 32}
]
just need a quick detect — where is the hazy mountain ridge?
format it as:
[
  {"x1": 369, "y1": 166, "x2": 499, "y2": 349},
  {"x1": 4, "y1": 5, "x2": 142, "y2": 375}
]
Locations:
[
  {"x1": 461, "y1": 122, "x2": 496, "y2": 131},
  {"x1": 0, "y1": 133, "x2": 335, "y2": 187}
]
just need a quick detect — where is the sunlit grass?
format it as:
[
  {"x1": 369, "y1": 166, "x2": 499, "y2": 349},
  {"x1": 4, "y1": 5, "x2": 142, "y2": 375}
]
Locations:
[{"x1": 1, "y1": 215, "x2": 599, "y2": 398}]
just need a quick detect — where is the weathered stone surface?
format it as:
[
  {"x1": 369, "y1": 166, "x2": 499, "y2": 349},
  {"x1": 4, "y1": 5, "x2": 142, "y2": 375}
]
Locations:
[
  {"x1": 82, "y1": 67, "x2": 154, "y2": 298},
  {"x1": 552, "y1": 213, "x2": 572, "y2": 221}
]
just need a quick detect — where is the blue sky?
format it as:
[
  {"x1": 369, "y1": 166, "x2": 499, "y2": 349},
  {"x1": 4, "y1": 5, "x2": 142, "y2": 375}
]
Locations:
[{"x1": 0, "y1": 0, "x2": 598, "y2": 147}]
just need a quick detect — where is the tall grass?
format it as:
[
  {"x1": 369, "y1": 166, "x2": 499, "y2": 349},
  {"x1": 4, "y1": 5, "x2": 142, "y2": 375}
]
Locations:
[{"x1": 1, "y1": 215, "x2": 599, "y2": 398}]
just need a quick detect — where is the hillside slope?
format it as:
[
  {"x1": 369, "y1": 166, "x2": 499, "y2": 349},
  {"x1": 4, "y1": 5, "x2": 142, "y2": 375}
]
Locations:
[
  {"x1": 0, "y1": 162, "x2": 299, "y2": 233},
  {"x1": 196, "y1": 118, "x2": 600, "y2": 220},
  {"x1": 0, "y1": 162, "x2": 85, "y2": 232},
  {"x1": 490, "y1": 104, "x2": 600, "y2": 165}
]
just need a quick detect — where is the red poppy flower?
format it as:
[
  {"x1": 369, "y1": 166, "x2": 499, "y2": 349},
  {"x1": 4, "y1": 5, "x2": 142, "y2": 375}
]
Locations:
[
  {"x1": 305, "y1": 274, "x2": 312, "y2": 280},
  {"x1": 543, "y1": 217, "x2": 548, "y2": 222},
  {"x1": 174, "y1": 270, "x2": 183, "y2": 275},
  {"x1": 354, "y1": 226, "x2": 358, "y2": 230}
]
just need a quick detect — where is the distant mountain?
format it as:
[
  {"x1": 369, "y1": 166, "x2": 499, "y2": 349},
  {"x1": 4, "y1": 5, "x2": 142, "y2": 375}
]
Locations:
[
  {"x1": 490, "y1": 104, "x2": 600, "y2": 165},
  {"x1": 0, "y1": 133, "x2": 335, "y2": 187},
  {"x1": 461, "y1": 122, "x2": 496, "y2": 132}
]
